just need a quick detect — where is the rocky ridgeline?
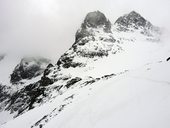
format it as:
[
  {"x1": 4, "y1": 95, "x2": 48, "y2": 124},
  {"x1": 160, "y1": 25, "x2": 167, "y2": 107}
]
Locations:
[
  {"x1": 10, "y1": 57, "x2": 50, "y2": 84},
  {"x1": 75, "y1": 10, "x2": 111, "y2": 42},
  {"x1": 57, "y1": 11, "x2": 118, "y2": 69},
  {"x1": 0, "y1": 11, "x2": 161, "y2": 117},
  {"x1": 114, "y1": 11, "x2": 160, "y2": 36}
]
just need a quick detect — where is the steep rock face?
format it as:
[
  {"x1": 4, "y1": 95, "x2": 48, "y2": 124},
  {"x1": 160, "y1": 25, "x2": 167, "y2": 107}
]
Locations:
[
  {"x1": 10, "y1": 57, "x2": 50, "y2": 84},
  {"x1": 115, "y1": 11, "x2": 160, "y2": 36},
  {"x1": 2, "y1": 64, "x2": 55, "y2": 116},
  {"x1": 0, "y1": 58, "x2": 51, "y2": 116},
  {"x1": 0, "y1": 84, "x2": 10, "y2": 104},
  {"x1": 57, "y1": 11, "x2": 119, "y2": 69},
  {"x1": 115, "y1": 11, "x2": 151, "y2": 29},
  {"x1": 83, "y1": 11, "x2": 111, "y2": 28},
  {"x1": 5, "y1": 81, "x2": 46, "y2": 116},
  {"x1": 82, "y1": 11, "x2": 111, "y2": 32},
  {"x1": 76, "y1": 11, "x2": 111, "y2": 42}
]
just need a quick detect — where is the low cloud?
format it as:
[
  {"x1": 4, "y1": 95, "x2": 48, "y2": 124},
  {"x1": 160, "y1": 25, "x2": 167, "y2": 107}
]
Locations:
[{"x1": 0, "y1": 0, "x2": 170, "y2": 59}]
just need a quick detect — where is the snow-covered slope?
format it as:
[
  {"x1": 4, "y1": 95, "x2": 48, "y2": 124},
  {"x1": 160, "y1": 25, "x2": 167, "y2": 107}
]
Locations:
[
  {"x1": 2, "y1": 59, "x2": 170, "y2": 128},
  {"x1": 1, "y1": 10, "x2": 170, "y2": 128}
]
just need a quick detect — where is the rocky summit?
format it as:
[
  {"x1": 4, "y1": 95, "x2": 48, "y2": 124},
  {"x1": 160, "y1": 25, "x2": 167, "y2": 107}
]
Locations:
[
  {"x1": 82, "y1": 11, "x2": 111, "y2": 31},
  {"x1": 57, "y1": 11, "x2": 116, "y2": 69},
  {"x1": 76, "y1": 11, "x2": 111, "y2": 42},
  {"x1": 115, "y1": 11, "x2": 150, "y2": 28},
  {"x1": 115, "y1": 11, "x2": 160, "y2": 36}
]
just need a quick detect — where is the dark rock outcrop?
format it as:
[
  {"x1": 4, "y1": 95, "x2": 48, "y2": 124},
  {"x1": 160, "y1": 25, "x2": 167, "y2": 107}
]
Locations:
[
  {"x1": 5, "y1": 64, "x2": 55, "y2": 116},
  {"x1": 76, "y1": 11, "x2": 111, "y2": 42},
  {"x1": 10, "y1": 57, "x2": 50, "y2": 84},
  {"x1": 167, "y1": 57, "x2": 170, "y2": 61},
  {"x1": 115, "y1": 11, "x2": 151, "y2": 29},
  {"x1": 56, "y1": 53, "x2": 84, "y2": 68},
  {"x1": 0, "y1": 84, "x2": 10, "y2": 103},
  {"x1": 65, "y1": 77, "x2": 82, "y2": 88},
  {"x1": 82, "y1": 11, "x2": 111, "y2": 31},
  {"x1": 56, "y1": 11, "x2": 115, "y2": 69},
  {"x1": 43, "y1": 63, "x2": 54, "y2": 76},
  {"x1": 40, "y1": 76, "x2": 54, "y2": 87},
  {"x1": 5, "y1": 81, "x2": 46, "y2": 116}
]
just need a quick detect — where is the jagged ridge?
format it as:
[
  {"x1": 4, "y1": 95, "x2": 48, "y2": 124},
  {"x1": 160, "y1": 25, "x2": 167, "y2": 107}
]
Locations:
[
  {"x1": 10, "y1": 57, "x2": 50, "y2": 84},
  {"x1": 0, "y1": 10, "x2": 161, "y2": 120},
  {"x1": 115, "y1": 11, "x2": 160, "y2": 36}
]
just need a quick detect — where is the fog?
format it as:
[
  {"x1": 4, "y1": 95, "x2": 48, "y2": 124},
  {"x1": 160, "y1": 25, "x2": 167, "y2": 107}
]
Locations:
[{"x1": 0, "y1": 0, "x2": 170, "y2": 60}]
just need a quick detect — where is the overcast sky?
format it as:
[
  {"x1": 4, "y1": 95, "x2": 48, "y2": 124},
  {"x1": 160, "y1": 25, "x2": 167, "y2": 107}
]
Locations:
[{"x1": 0, "y1": 0, "x2": 170, "y2": 60}]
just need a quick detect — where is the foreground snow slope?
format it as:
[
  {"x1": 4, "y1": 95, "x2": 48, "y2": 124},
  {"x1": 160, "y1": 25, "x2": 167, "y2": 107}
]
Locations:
[
  {"x1": 2, "y1": 60, "x2": 170, "y2": 128},
  {"x1": 46, "y1": 63, "x2": 170, "y2": 128}
]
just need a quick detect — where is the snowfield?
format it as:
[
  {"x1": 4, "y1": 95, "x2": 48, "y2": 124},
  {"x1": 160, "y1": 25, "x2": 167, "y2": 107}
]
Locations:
[{"x1": 1, "y1": 60, "x2": 170, "y2": 128}]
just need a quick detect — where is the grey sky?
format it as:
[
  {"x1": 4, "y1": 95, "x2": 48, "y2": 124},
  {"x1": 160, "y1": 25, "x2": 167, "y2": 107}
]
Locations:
[{"x1": 0, "y1": 0, "x2": 170, "y2": 60}]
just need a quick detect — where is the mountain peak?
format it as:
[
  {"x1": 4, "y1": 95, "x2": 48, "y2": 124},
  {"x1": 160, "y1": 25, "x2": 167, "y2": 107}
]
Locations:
[
  {"x1": 75, "y1": 11, "x2": 111, "y2": 42},
  {"x1": 128, "y1": 11, "x2": 141, "y2": 16},
  {"x1": 82, "y1": 11, "x2": 109, "y2": 27},
  {"x1": 126, "y1": 11, "x2": 147, "y2": 25},
  {"x1": 10, "y1": 57, "x2": 50, "y2": 84},
  {"x1": 115, "y1": 11, "x2": 153, "y2": 31}
]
